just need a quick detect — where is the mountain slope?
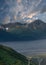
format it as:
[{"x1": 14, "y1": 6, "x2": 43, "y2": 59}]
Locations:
[
  {"x1": 0, "y1": 45, "x2": 28, "y2": 65},
  {"x1": 28, "y1": 20, "x2": 46, "y2": 30},
  {"x1": 0, "y1": 20, "x2": 46, "y2": 41}
]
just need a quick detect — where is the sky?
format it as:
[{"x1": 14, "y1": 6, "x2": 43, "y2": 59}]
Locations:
[{"x1": 0, "y1": 0, "x2": 46, "y2": 24}]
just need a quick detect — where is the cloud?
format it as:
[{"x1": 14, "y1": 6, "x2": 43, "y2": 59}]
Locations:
[
  {"x1": 0, "y1": 0, "x2": 46, "y2": 24},
  {"x1": 35, "y1": 0, "x2": 46, "y2": 13},
  {"x1": 27, "y1": 12, "x2": 39, "y2": 18},
  {"x1": 37, "y1": 12, "x2": 46, "y2": 22},
  {"x1": 17, "y1": 0, "x2": 22, "y2": 3},
  {"x1": 3, "y1": 15, "x2": 10, "y2": 24}
]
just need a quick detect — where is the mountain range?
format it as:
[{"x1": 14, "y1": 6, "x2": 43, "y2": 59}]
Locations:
[{"x1": 0, "y1": 19, "x2": 46, "y2": 41}]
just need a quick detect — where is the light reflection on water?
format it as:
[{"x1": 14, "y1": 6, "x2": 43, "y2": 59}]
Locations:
[{"x1": 0, "y1": 39, "x2": 46, "y2": 56}]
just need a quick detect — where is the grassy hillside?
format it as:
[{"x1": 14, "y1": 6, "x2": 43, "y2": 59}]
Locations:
[
  {"x1": 0, "y1": 45, "x2": 46, "y2": 65},
  {"x1": 0, "y1": 45, "x2": 28, "y2": 65}
]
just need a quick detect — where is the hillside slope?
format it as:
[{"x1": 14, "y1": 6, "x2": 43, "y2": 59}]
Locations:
[
  {"x1": 0, "y1": 45, "x2": 28, "y2": 65},
  {"x1": 0, "y1": 45, "x2": 46, "y2": 65}
]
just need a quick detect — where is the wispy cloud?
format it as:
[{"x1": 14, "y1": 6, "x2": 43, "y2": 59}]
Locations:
[
  {"x1": 0, "y1": 0, "x2": 46, "y2": 24},
  {"x1": 17, "y1": 0, "x2": 22, "y2": 3}
]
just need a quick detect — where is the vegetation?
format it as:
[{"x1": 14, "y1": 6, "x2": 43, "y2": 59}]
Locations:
[
  {"x1": 0, "y1": 45, "x2": 46, "y2": 65},
  {"x1": 0, "y1": 45, "x2": 28, "y2": 65}
]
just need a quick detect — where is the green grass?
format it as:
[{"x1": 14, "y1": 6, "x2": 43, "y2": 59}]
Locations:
[
  {"x1": 0, "y1": 45, "x2": 28, "y2": 65},
  {"x1": 0, "y1": 45, "x2": 46, "y2": 65}
]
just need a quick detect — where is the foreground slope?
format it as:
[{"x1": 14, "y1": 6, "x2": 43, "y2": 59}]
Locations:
[
  {"x1": 0, "y1": 45, "x2": 46, "y2": 65},
  {"x1": 0, "y1": 45, "x2": 28, "y2": 65}
]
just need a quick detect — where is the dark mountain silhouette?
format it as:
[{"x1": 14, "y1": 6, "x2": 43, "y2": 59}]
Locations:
[
  {"x1": 28, "y1": 20, "x2": 46, "y2": 30},
  {"x1": 0, "y1": 20, "x2": 46, "y2": 41}
]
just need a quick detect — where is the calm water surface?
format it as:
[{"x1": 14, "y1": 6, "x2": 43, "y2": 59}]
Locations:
[{"x1": 0, "y1": 39, "x2": 46, "y2": 56}]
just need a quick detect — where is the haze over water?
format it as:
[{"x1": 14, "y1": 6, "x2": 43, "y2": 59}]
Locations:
[{"x1": 0, "y1": 39, "x2": 46, "y2": 57}]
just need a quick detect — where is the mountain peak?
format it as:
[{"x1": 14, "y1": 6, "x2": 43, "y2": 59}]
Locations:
[
  {"x1": 33, "y1": 19, "x2": 45, "y2": 25},
  {"x1": 28, "y1": 19, "x2": 46, "y2": 31},
  {"x1": 28, "y1": 19, "x2": 45, "y2": 26}
]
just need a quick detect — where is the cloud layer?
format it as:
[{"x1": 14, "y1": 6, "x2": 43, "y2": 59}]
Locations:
[{"x1": 0, "y1": 0, "x2": 46, "y2": 24}]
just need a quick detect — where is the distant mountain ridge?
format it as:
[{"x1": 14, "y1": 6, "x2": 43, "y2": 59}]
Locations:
[{"x1": 0, "y1": 20, "x2": 46, "y2": 41}]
